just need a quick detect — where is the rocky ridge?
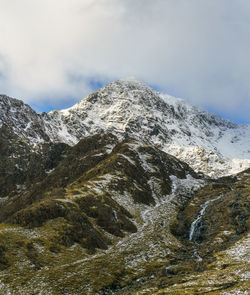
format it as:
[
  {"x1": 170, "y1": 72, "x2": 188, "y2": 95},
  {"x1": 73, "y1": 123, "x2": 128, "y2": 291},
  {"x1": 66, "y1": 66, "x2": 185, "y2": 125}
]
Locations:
[{"x1": 1, "y1": 79, "x2": 250, "y2": 177}]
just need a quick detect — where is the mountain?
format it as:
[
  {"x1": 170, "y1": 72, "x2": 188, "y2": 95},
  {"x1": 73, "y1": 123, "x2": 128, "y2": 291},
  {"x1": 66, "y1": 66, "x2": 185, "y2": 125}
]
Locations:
[
  {"x1": 0, "y1": 131, "x2": 249, "y2": 294},
  {"x1": 0, "y1": 80, "x2": 249, "y2": 294},
  {"x1": 1, "y1": 80, "x2": 250, "y2": 177},
  {"x1": 42, "y1": 79, "x2": 250, "y2": 177}
]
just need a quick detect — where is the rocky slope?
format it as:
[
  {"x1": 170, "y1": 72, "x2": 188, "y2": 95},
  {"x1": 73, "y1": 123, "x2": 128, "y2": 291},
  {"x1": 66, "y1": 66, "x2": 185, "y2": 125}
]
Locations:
[
  {"x1": 0, "y1": 132, "x2": 248, "y2": 294},
  {"x1": 1, "y1": 80, "x2": 250, "y2": 177},
  {"x1": 0, "y1": 133, "x2": 203, "y2": 293}
]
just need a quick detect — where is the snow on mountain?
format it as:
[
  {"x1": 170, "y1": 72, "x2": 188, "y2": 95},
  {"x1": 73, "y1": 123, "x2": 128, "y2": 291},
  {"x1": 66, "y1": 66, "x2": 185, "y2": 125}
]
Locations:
[
  {"x1": 42, "y1": 79, "x2": 250, "y2": 177},
  {"x1": 0, "y1": 94, "x2": 49, "y2": 144},
  {"x1": 1, "y1": 79, "x2": 250, "y2": 177}
]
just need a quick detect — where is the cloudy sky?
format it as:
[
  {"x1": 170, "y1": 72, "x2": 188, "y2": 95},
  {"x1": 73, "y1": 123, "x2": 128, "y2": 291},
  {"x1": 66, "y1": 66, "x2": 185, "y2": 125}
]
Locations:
[{"x1": 0, "y1": 0, "x2": 249, "y2": 123}]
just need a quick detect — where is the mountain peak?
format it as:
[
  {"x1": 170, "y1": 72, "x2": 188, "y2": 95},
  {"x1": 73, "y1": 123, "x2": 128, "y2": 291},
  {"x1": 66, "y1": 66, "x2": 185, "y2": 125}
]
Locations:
[
  {"x1": 95, "y1": 77, "x2": 156, "y2": 99},
  {"x1": 41, "y1": 80, "x2": 250, "y2": 177},
  {"x1": 97, "y1": 77, "x2": 155, "y2": 97},
  {"x1": 116, "y1": 77, "x2": 148, "y2": 87},
  {"x1": 1, "y1": 82, "x2": 250, "y2": 177}
]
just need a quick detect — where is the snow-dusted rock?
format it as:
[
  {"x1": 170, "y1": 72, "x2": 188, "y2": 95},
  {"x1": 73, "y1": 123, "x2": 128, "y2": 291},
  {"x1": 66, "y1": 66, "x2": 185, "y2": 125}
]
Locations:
[
  {"x1": 43, "y1": 79, "x2": 250, "y2": 176},
  {"x1": 0, "y1": 94, "x2": 49, "y2": 144},
  {"x1": 1, "y1": 79, "x2": 250, "y2": 176}
]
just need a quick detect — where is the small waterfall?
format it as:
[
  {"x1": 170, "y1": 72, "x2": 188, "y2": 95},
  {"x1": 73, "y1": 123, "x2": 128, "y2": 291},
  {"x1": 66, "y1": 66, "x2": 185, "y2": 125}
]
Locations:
[
  {"x1": 189, "y1": 195, "x2": 223, "y2": 242},
  {"x1": 193, "y1": 247, "x2": 202, "y2": 261}
]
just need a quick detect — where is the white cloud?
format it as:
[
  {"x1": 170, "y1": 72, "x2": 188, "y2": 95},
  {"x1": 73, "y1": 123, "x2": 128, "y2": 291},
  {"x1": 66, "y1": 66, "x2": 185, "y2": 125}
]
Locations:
[{"x1": 0, "y1": 0, "x2": 249, "y2": 122}]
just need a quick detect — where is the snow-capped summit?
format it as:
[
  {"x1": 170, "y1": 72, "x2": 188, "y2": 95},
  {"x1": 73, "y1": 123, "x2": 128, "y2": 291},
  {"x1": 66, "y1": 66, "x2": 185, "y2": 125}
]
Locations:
[
  {"x1": 1, "y1": 80, "x2": 250, "y2": 176},
  {"x1": 41, "y1": 79, "x2": 250, "y2": 176}
]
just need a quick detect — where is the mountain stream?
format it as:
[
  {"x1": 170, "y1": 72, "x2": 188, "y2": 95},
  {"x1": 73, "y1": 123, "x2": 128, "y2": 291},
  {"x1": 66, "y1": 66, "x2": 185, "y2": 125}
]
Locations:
[{"x1": 189, "y1": 195, "x2": 223, "y2": 260}]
